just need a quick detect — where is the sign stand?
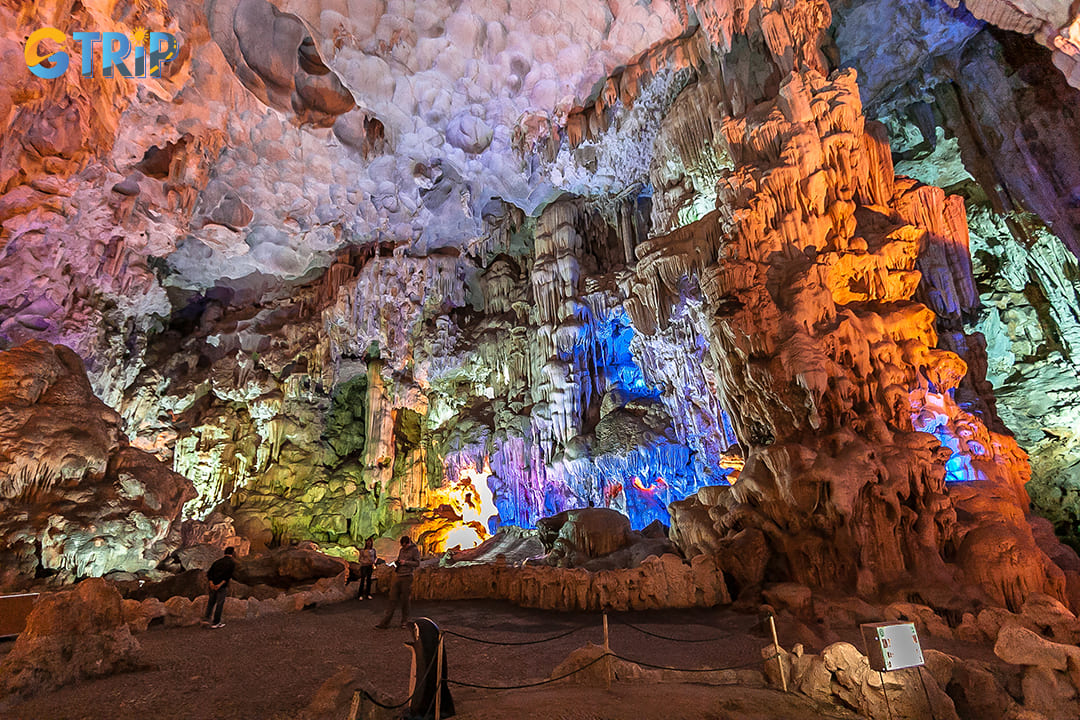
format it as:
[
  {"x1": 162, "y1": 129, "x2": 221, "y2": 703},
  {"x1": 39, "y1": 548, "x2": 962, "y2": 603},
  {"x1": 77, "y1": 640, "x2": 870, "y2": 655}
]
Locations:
[
  {"x1": 916, "y1": 665, "x2": 937, "y2": 720},
  {"x1": 860, "y1": 621, "x2": 930, "y2": 720},
  {"x1": 878, "y1": 670, "x2": 895, "y2": 720}
]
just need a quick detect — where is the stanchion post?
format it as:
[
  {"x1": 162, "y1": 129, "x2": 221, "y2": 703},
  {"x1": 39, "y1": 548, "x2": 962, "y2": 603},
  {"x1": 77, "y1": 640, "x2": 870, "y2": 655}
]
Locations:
[
  {"x1": 603, "y1": 610, "x2": 612, "y2": 689},
  {"x1": 435, "y1": 631, "x2": 445, "y2": 720},
  {"x1": 767, "y1": 614, "x2": 788, "y2": 693},
  {"x1": 346, "y1": 690, "x2": 360, "y2": 720},
  {"x1": 880, "y1": 670, "x2": 895, "y2": 720}
]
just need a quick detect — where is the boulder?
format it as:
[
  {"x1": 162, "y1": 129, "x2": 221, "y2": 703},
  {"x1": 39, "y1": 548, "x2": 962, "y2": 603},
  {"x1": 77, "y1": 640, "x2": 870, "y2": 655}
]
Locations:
[
  {"x1": 994, "y1": 625, "x2": 1080, "y2": 719},
  {"x1": 233, "y1": 546, "x2": 349, "y2": 588},
  {"x1": 1022, "y1": 665, "x2": 1077, "y2": 720},
  {"x1": 442, "y1": 527, "x2": 546, "y2": 566},
  {"x1": 297, "y1": 667, "x2": 400, "y2": 720},
  {"x1": 884, "y1": 601, "x2": 955, "y2": 640},
  {"x1": 790, "y1": 642, "x2": 960, "y2": 720},
  {"x1": 128, "y1": 569, "x2": 208, "y2": 601},
  {"x1": 0, "y1": 579, "x2": 141, "y2": 698},
  {"x1": 163, "y1": 595, "x2": 206, "y2": 627},
  {"x1": 1018, "y1": 594, "x2": 1080, "y2": 644},
  {"x1": 537, "y1": 509, "x2": 676, "y2": 570},
  {"x1": 122, "y1": 597, "x2": 167, "y2": 633},
  {"x1": 946, "y1": 661, "x2": 1019, "y2": 720},
  {"x1": 994, "y1": 625, "x2": 1080, "y2": 671},
  {"x1": 539, "y1": 508, "x2": 635, "y2": 561}
]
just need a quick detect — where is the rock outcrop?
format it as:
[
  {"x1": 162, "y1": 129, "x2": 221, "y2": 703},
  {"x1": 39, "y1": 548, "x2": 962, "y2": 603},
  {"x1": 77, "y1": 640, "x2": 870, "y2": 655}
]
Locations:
[
  {"x1": 994, "y1": 624, "x2": 1080, "y2": 719},
  {"x1": 0, "y1": 578, "x2": 141, "y2": 699},
  {"x1": 412, "y1": 553, "x2": 730, "y2": 612},
  {"x1": 537, "y1": 508, "x2": 677, "y2": 570},
  {"x1": 780, "y1": 641, "x2": 960, "y2": 720},
  {"x1": 643, "y1": 66, "x2": 1066, "y2": 609},
  {"x1": 0, "y1": 342, "x2": 194, "y2": 586}
]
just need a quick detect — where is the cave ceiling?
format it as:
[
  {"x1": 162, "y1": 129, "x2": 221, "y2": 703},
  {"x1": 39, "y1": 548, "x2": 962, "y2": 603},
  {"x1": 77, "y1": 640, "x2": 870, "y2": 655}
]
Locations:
[{"x1": 1, "y1": 1, "x2": 1076, "y2": 354}]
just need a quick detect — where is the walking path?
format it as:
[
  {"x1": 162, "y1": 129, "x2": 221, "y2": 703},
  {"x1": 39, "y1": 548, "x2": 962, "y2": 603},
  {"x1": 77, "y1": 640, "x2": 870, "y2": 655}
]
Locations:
[{"x1": 2, "y1": 597, "x2": 859, "y2": 719}]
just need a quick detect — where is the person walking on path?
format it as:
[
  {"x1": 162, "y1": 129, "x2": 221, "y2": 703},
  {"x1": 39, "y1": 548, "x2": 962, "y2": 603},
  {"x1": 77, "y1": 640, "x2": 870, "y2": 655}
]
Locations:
[
  {"x1": 358, "y1": 538, "x2": 377, "y2": 600},
  {"x1": 202, "y1": 546, "x2": 237, "y2": 629},
  {"x1": 376, "y1": 535, "x2": 420, "y2": 628}
]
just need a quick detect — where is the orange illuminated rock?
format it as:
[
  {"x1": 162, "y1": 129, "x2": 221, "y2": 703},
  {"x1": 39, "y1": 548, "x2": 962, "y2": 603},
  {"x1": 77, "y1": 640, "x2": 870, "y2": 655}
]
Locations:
[{"x1": 639, "y1": 64, "x2": 1072, "y2": 610}]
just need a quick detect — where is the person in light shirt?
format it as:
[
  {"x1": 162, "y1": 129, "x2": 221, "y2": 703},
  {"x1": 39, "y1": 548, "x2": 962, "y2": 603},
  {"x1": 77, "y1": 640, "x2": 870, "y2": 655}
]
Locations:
[{"x1": 357, "y1": 538, "x2": 377, "y2": 600}]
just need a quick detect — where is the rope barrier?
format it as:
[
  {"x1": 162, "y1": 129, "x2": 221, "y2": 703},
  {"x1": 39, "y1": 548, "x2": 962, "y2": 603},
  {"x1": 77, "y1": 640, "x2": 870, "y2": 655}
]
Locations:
[
  {"x1": 609, "y1": 615, "x2": 730, "y2": 643},
  {"x1": 354, "y1": 613, "x2": 785, "y2": 711},
  {"x1": 446, "y1": 651, "x2": 612, "y2": 690},
  {"x1": 442, "y1": 624, "x2": 587, "y2": 646},
  {"x1": 355, "y1": 640, "x2": 440, "y2": 710},
  {"x1": 447, "y1": 651, "x2": 780, "y2": 690}
]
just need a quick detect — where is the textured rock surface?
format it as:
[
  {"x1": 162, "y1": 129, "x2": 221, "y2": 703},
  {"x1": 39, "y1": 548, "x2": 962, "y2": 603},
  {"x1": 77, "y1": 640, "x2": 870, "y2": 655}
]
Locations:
[
  {"x1": 0, "y1": 578, "x2": 141, "y2": 699},
  {"x1": 835, "y1": 1, "x2": 1080, "y2": 555},
  {"x1": 644, "y1": 65, "x2": 1065, "y2": 609},
  {"x1": 411, "y1": 552, "x2": 730, "y2": 611},
  {"x1": 0, "y1": 342, "x2": 194, "y2": 585},
  {"x1": 994, "y1": 624, "x2": 1080, "y2": 719},
  {"x1": 786, "y1": 641, "x2": 960, "y2": 720}
]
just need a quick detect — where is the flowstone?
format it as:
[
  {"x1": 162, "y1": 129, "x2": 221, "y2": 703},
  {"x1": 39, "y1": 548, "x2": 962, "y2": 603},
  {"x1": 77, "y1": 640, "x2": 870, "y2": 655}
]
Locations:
[{"x1": 0, "y1": 342, "x2": 194, "y2": 586}]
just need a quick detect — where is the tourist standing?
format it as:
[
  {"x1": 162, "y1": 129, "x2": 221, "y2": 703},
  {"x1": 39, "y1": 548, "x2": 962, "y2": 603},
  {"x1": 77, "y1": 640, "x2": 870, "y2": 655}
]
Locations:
[
  {"x1": 376, "y1": 536, "x2": 420, "y2": 628},
  {"x1": 358, "y1": 538, "x2": 377, "y2": 600},
  {"x1": 203, "y1": 546, "x2": 237, "y2": 629}
]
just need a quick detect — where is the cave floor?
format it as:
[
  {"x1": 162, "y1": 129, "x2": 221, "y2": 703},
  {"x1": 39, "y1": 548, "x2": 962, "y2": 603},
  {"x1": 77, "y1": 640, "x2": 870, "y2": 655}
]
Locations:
[{"x1": 0, "y1": 597, "x2": 986, "y2": 719}]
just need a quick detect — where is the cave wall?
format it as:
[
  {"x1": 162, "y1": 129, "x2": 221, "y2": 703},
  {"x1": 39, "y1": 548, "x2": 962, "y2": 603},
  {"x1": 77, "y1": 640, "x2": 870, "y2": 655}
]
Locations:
[
  {"x1": 833, "y1": 0, "x2": 1080, "y2": 553},
  {"x1": 2, "y1": 0, "x2": 1080, "y2": 607},
  {"x1": 0, "y1": 341, "x2": 194, "y2": 586}
]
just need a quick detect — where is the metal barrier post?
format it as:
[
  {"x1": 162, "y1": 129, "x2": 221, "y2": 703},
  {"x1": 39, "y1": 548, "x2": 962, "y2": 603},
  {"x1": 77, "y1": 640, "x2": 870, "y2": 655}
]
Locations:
[
  {"x1": 435, "y1": 631, "x2": 444, "y2": 720},
  {"x1": 767, "y1": 614, "x2": 788, "y2": 692}
]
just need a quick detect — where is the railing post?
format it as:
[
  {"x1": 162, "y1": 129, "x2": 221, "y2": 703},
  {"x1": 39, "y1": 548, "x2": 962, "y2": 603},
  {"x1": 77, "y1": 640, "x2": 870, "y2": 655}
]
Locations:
[
  {"x1": 603, "y1": 609, "x2": 612, "y2": 689},
  {"x1": 435, "y1": 631, "x2": 444, "y2": 720},
  {"x1": 767, "y1": 614, "x2": 788, "y2": 692}
]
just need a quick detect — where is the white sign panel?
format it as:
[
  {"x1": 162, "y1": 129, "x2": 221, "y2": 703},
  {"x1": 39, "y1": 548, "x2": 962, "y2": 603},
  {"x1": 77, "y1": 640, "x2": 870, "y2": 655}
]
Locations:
[{"x1": 860, "y1": 622, "x2": 925, "y2": 672}]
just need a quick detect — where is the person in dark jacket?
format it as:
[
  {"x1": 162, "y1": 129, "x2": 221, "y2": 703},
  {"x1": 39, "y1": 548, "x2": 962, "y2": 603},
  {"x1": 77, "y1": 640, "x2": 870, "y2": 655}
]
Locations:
[
  {"x1": 203, "y1": 547, "x2": 237, "y2": 629},
  {"x1": 376, "y1": 536, "x2": 420, "y2": 629}
]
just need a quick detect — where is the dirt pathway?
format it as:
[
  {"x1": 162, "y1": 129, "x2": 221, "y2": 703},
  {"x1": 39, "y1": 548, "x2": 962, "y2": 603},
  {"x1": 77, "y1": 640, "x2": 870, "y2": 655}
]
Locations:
[{"x1": 0, "y1": 598, "x2": 861, "y2": 719}]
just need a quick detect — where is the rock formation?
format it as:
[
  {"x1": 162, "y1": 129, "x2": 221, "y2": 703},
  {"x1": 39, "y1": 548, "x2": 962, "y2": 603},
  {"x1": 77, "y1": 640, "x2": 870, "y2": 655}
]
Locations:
[
  {"x1": 0, "y1": 342, "x2": 194, "y2": 585},
  {"x1": 412, "y1": 552, "x2": 731, "y2": 612},
  {"x1": 1, "y1": 0, "x2": 1080, "y2": 624},
  {"x1": 537, "y1": 508, "x2": 677, "y2": 570},
  {"x1": 834, "y1": 1, "x2": 1080, "y2": 556},
  {"x1": 0, "y1": 578, "x2": 141, "y2": 699}
]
